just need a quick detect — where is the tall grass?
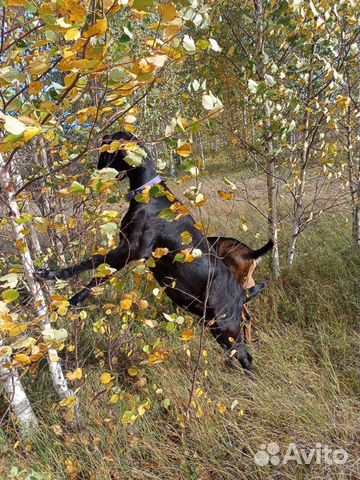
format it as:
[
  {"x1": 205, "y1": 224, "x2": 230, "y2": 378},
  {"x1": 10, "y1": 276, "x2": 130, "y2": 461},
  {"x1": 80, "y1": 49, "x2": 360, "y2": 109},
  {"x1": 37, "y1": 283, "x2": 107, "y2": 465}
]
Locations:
[{"x1": 1, "y1": 182, "x2": 358, "y2": 479}]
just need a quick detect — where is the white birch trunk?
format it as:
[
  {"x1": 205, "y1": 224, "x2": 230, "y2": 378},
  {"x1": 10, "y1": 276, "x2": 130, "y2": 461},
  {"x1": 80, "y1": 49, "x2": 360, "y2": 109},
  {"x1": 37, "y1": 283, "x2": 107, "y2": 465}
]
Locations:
[
  {"x1": 288, "y1": 49, "x2": 314, "y2": 267},
  {"x1": 0, "y1": 338, "x2": 38, "y2": 431},
  {"x1": 255, "y1": 0, "x2": 281, "y2": 279},
  {"x1": 0, "y1": 155, "x2": 75, "y2": 405}
]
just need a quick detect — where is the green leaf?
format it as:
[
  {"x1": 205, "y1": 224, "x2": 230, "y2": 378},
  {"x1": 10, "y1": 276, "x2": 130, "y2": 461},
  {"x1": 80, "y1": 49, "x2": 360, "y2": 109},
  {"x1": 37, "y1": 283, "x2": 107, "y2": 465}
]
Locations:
[
  {"x1": 165, "y1": 322, "x2": 177, "y2": 333},
  {"x1": 158, "y1": 208, "x2": 176, "y2": 222},
  {"x1": 196, "y1": 39, "x2": 210, "y2": 51},
  {"x1": 124, "y1": 148, "x2": 147, "y2": 167},
  {"x1": 100, "y1": 222, "x2": 118, "y2": 238},
  {"x1": 134, "y1": 193, "x2": 149, "y2": 203},
  {"x1": 95, "y1": 263, "x2": 117, "y2": 278},
  {"x1": 132, "y1": 0, "x2": 153, "y2": 10},
  {"x1": 0, "y1": 66, "x2": 24, "y2": 84},
  {"x1": 2, "y1": 289, "x2": 19, "y2": 303},
  {"x1": 173, "y1": 253, "x2": 185, "y2": 263},
  {"x1": 163, "y1": 398, "x2": 171, "y2": 409},
  {"x1": 109, "y1": 67, "x2": 128, "y2": 82},
  {"x1": 69, "y1": 181, "x2": 85, "y2": 194},
  {"x1": 11, "y1": 337, "x2": 36, "y2": 349},
  {"x1": 149, "y1": 184, "x2": 165, "y2": 197},
  {"x1": 15, "y1": 213, "x2": 32, "y2": 225},
  {"x1": 147, "y1": 257, "x2": 156, "y2": 268},
  {"x1": 43, "y1": 328, "x2": 68, "y2": 342}
]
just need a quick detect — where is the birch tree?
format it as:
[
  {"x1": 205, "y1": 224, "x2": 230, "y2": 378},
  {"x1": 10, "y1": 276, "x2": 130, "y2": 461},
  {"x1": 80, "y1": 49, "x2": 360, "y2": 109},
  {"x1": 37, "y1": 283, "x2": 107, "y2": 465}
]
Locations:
[
  {"x1": 0, "y1": 330, "x2": 38, "y2": 432},
  {"x1": 0, "y1": 154, "x2": 76, "y2": 410}
]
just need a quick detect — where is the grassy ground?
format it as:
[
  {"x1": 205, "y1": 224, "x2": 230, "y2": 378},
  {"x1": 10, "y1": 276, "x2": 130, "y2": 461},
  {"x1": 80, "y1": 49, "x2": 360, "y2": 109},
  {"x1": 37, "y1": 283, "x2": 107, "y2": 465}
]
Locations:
[{"x1": 0, "y1": 173, "x2": 359, "y2": 480}]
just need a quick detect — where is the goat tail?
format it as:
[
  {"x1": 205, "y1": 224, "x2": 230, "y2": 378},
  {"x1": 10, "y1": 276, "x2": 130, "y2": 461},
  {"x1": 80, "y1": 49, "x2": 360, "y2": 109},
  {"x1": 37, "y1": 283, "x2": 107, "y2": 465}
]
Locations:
[{"x1": 244, "y1": 239, "x2": 274, "y2": 260}]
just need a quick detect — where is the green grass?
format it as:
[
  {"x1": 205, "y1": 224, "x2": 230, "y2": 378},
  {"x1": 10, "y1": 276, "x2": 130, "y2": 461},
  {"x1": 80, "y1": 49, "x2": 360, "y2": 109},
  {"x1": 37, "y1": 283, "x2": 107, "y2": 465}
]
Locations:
[{"x1": 0, "y1": 179, "x2": 359, "y2": 479}]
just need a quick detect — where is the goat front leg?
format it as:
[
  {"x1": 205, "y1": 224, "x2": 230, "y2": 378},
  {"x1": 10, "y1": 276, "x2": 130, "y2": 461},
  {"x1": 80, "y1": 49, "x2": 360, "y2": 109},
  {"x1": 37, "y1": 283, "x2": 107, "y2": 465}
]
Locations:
[
  {"x1": 69, "y1": 277, "x2": 102, "y2": 306},
  {"x1": 36, "y1": 244, "x2": 131, "y2": 281},
  {"x1": 36, "y1": 253, "x2": 108, "y2": 280},
  {"x1": 68, "y1": 244, "x2": 133, "y2": 305}
]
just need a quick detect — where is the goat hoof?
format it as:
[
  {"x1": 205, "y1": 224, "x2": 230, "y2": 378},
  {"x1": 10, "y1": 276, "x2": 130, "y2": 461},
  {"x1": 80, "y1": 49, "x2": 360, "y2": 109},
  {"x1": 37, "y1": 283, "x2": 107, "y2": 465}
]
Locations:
[{"x1": 234, "y1": 342, "x2": 253, "y2": 372}]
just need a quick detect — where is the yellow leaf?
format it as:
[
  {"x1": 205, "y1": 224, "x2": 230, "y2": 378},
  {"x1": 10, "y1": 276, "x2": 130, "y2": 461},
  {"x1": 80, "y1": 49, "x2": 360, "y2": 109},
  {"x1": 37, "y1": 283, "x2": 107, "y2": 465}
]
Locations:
[
  {"x1": 181, "y1": 329, "x2": 195, "y2": 341},
  {"x1": 28, "y1": 56, "x2": 50, "y2": 75},
  {"x1": 13, "y1": 353, "x2": 31, "y2": 366},
  {"x1": 152, "y1": 247, "x2": 169, "y2": 259},
  {"x1": 7, "y1": 323, "x2": 27, "y2": 337},
  {"x1": 49, "y1": 351, "x2": 60, "y2": 362},
  {"x1": 39, "y1": 101, "x2": 56, "y2": 112},
  {"x1": 84, "y1": 18, "x2": 108, "y2": 38},
  {"x1": 109, "y1": 394, "x2": 120, "y2": 404},
  {"x1": 66, "y1": 368, "x2": 82, "y2": 381},
  {"x1": 120, "y1": 298, "x2": 132, "y2": 310},
  {"x1": 158, "y1": 3, "x2": 177, "y2": 22},
  {"x1": 59, "y1": 395, "x2": 77, "y2": 408},
  {"x1": 23, "y1": 127, "x2": 42, "y2": 142},
  {"x1": 124, "y1": 124, "x2": 136, "y2": 133},
  {"x1": 241, "y1": 224, "x2": 248, "y2": 232},
  {"x1": 136, "y1": 299, "x2": 148, "y2": 310},
  {"x1": 180, "y1": 231, "x2": 192, "y2": 245},
  {"x1": 176, "y1": 143, "x2": 192, "y2": 158},
  {"x1": 137, "y1": 399, "x2": 150, "y2": 416},
  {"x1": 194, "y1": 193, "x2": 206, "y2": 207},
  {"x1": 216, "y1": 402, "x2": 227, "y2": 415},
  {"x1": 100, "y1": 372, "x2": 112, "y2": 384},
  {"x1": 65, "y1": 28, "x2": 81, "y2": 41},
  {"x1": 127, "y1": 367, "x2": 139, "y2": 377},
  {"x1": 67, "y1": 217, "x2": 77, "y2": 229},
  {"x1": 0, "y1": 346, "x2": 12, "y2": 360},
  {"x1": 218, "y1": 191, "x2": 233, "y2": 200},
  {"x1": 194, "y1": 221, "x2": 205, "y2": 232},
  {"x1": 15, "y1": 239, "x2": 27, "y2": 253},
  {"x1": 121, "y1": 410, "x2": 137, "y2": 425},
  {"x1": 60, "y1": 0, "x2": 87, "y2": 24},
  {"x1": 148, "y1": 350, "x2": 170, "y2": 364},
  {"x1": 56, "y1": 17, "x2": 72, "y2": 28},
  {"x1": 5, "y1": 0, "x2": 26, "y2": 5},
  {"x1": 196, "y1": 406, "x2": 204, "y2": 418},
  {"x1": 51, "y1": 424, "x2": 63, "y2": 435},
  {"x1": 28, "y1": 81, "x2": 42, "y2": 95},
  {"x1": 336, "y1": 95, "x2": 350, "y2": 111}
]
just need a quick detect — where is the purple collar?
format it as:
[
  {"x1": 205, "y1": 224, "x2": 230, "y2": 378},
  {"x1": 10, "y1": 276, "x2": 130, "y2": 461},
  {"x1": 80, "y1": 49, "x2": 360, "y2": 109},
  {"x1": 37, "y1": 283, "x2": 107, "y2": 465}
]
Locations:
[{"x1": 128, "y1": 175, "x2": 162, "y2": 200}]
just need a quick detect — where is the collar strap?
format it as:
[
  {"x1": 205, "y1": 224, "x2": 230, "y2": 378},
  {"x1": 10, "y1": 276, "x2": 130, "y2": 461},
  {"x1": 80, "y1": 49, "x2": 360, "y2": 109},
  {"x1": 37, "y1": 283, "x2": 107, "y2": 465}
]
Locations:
[{"x1": 128, "y1": 175, "x2": 162, "y2": 200}]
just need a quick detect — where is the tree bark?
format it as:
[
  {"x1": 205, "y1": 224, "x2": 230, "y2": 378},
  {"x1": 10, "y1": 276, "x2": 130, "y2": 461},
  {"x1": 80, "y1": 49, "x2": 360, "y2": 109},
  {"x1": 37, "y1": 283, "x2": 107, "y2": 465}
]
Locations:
[
  {"x1": 0, "y1": 337, "x2": 38, "y2": 432},
  {"x1": 288, "y1": 47, "x2": 315, "y2": 267},
  {"x1": 254, "y1": 0, "x2": 281, "y2": 278},
  {"x1": 0, "y1": 155, "x2": 76, "y2": 406}
]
